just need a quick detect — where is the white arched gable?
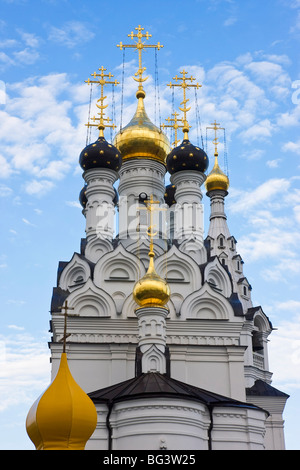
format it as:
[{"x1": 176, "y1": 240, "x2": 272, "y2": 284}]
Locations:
[
  {"x1": 126, "y1": 240, "x2": 165, "y2": 271},
  {"x1": 84, "y1": 237, "x2": 113, "y2": 264},
  {"x1": 179, "y1": 236, "x2": 208, "y2": 265},
  {"x1": 180, "y1": 282, "x2": 234, "y2": 320},
  {"x1": 93, "y1": 244, "x2": 146, "y2": 299},
  {"x1": 58, "y1": 253, "x2": 91, "y2": 292},
  {"x1": 155, "y1": 245, "x2": 202, "y2": 293},
  {"x1": 252, "y1": 308, "x2": 272, "y2": 334},
  {"x1": 204, "y1": 257, "x2": 232, "y2": 298},
  {"x1": 66, "y1": 278, "x2": 116, "y2": 317}
]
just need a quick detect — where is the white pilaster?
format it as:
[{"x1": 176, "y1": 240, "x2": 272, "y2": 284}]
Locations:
[
  {"x1": 170, "y1": 170, "x2": 206, "y2": 244},
  {"x1": 83, "y1": 168, "x2": 118, "y2": 242},
  {"x1": 135, "y1": 306, "x2": 169, "y2": 374}
]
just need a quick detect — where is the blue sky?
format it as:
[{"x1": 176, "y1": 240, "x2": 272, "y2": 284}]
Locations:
[{"x1": 0, "y1": 0, "x2": 299, "y2": 450}]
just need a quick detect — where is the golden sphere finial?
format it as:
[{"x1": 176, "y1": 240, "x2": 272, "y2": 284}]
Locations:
[
  {"x1": 133, "y1": 253, "x2": 170, "y2": 309},
  {"x1": 205, "y1": 152, "x2": 230, "y2": 193}
]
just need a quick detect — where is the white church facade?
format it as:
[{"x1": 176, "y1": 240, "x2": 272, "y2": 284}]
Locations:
[{"x1": 30, "y1": 27, "x2": 289, "y2": 451}]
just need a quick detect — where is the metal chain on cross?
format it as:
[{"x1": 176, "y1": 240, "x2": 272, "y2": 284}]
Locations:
[
  {"x1": 167, "y1": 70, "x2": 202, "y2": 141},
  {"x1": 85, "y1": 66, "x2": 119, "y2": 138},
  {"x1": 117, "y1": 25, "x2": 163, "y2": 98}
]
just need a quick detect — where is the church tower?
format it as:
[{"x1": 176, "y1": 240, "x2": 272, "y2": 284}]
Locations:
[{"x1": 27, "y1": 26, "x2": 289, "y2": 451}]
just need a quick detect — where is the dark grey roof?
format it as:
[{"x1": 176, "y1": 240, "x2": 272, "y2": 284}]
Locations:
[
  {"x1": 89, "y1": 373, "x2": 267, "y2": 414},
  {"x1": 246, "y1": 380, "x2": 289, "y2": 398}
]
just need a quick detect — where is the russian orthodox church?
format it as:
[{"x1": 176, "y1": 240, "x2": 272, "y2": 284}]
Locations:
[{"x1": 26, "y1": 26, "x2": 289, "y2": 451}]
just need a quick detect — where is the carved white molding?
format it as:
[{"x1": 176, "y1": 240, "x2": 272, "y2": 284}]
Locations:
[
  {"x1": 58, "y1": 253, "x2": 91, "y2": 292},
  {"x1": 84, "y1": 236, "x2": 113, "y2": 264},
  {"x1": 204, "y1": 257, "x2": 232, "y2": 298},
  {"x1": 180, "y1": 282, "x2": 234, "y2": 320},
  {"x1": 93, "y1": 244, "x2": 145, "y2": 301},
  {"x1": 155, "y1": 245, "x2": 202, "y2": 299},
  {"x1": 66, "y1": 278, "x2": 117, "y2": 317}
]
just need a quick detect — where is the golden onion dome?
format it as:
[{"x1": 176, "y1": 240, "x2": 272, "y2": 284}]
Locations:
[
  {"x1": 133, "y1": 250, "x2": 170, "y2": 309},
  {"x1": 113, "y1": 88, "x2": 170, "y2": 165},
  {"x1": 26, "y1": 352, "x2": 97, "y2": 450},
  {"x1": 205, "y1": 152, "x2": 230, "y2": 193}
]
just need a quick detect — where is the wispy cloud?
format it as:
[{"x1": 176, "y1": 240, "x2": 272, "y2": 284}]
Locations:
[
  {"x1": 47, "y1": 21, "x2": 95, "y2": 48},
  {"x1": 0, "y1": 330, "x2": 50, "y2": 413}
]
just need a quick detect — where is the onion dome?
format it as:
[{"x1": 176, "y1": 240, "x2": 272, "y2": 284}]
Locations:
[
  {"x1": 26, "y1": 353, "x2": 97, "y2": 450},
  {"x1": 79, "y1": 136, "x2": 122, "y2": 172},
  {"x1": 113, "y1": 88, "x2": 170, "y2": 165},
  {"x1": 166, "y1": 139, "x2": 209, "y2": 174},
  {"x1": 79, "y1": 185, "x2": 87, "y2": 208},
  {"x1": 164, "y1": 184, "x2": 176, "y2": 206},
  {"x1": 133, "y1": 250, "x2": 170, "y2": 309},
  {"x1": 205, "y1": 152, "x2": 229, "y2": 193}
]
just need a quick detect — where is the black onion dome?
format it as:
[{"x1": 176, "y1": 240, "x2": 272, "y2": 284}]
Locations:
[
  {"x1": 79, "y1": 136, "x2": 122, "y2": 172},
  {"x1": 164, "y1": 184, "x2": 176, "y2": 206},
  {"x1": 79, "y1": 185, "x2": 87, "y2": 208},
  {"x1": 166, "y1": 139, "x2": 209, "y2": 174}
]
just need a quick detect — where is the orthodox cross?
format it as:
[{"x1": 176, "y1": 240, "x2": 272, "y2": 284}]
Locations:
[
  {"x1": 161, "y1": 111, "x2": 185, "y2": 147},
  {"x1": 138, "y1": 194, "x2": 166, "y2": 256},
  {"x1": 167, "y1": 70, "x2": 201, "y2": 139},
  {"x1": 206, "y1": 120, "x2": 224, "y2": 155},
  {"x1": 58, "y1": 300, "x2": 74, "y2": 353},
  {"x1": 117, "y1": 25, "x2": 163, "y2": 93},
  {"x1": 85, "y1": 66, "x2": 119, "y2": 137}
]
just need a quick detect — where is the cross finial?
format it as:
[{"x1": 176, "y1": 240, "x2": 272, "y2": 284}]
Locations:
[
  {"x1": 117, "y1": 25, "x2": 163, "y2": 97},
  {"x1": 206, "y1": 119, "x2": 224, "y2": 155},
  {"x1": 138, "y1": 194, "x2": 166, "y2": 256},
  {"x1": 85, "y1": 66, "x2": 119, "y2": 137},
  {"x1": 167, "y1": 70, "x2": 202, "y2": 139},
  {"x1": 161, "y1": 111, "x2": 188, "y2": 147},
  {"x1": 58, "y1": 300, "x2": 74, "y2": 353}
]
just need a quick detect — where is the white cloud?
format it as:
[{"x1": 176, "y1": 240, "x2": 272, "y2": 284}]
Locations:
[
  {"x1": 282, "y1": 139, "x2": 300, "y2": 155},
  {"x1": 48, "y1": 21, "x2": 95, "y2": 48},
  {"x1": 266, "y1": 159, "x2": 282, "y2": 168},
  {"x1": 13, "y1": 48, "x2": 39, "y2": 65},
  {"x1": 0, "y1": 73, "x2": 87, "y2": 195},
  {"x1": 17, "y1": 30, "x2": 40, "y2": 49},
  {"x1": 24, "y1": 179, "x2": 54, "y2": 196},
  {"x1": 0, "y1": 331, "x2": 50, "y2": 413},
  {"x1": 22, "y1": 218, "x2": 35, "y2": 227},
  {"x1": 66, "y1": 200, "x2": 81, "y2": 209},
  {"x1": 228, "y1": 178, "x2": 291, "y2": 213},
  {"x1": 239, "y1": 118, "x2": 274, "y2": 141}
]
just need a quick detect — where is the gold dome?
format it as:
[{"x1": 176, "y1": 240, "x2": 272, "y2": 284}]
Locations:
[
  {"x1": 113, "y1": 89, "x2": 170, "y2": 165},
  {"x1": 26, "y1": 353, "x2": 97, "y2": 450},
  {"x1": 133, "y1": 250, "x2": 170, "y2": 308},
  {"x1": 205, "y1": 153, "x2": 230, "y2": 193}
]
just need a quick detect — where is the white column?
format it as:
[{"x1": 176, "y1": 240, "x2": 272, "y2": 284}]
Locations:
[
  {"x1": 170, "y1": 170, "x2": 206, "y2": 244},
  {"x1": 83, "y1": 168, "x2": 118, "y2": 242},
  {"x1": 135, "y1": 306, "x2": 169, "y2": 374},
  {"x1": 118, "y1": 159, "x2": 167, "y2": 245}
]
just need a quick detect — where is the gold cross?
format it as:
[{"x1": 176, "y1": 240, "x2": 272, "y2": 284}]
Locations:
[
  {"x1": 58, "y1": 300, "x2": 74, "y2": 353},
  {"x1": 167, "y1": 70, "x2": 202, "y2": 139},
  {"x1": 85, "y1": 66, "x2": 119, "y2": 137},
  {"x1": 161, "y1": 111, "x2": 188, "y2": 147},
  {"x1": 117, "y1": 25, "x2": 163, "y2": 94},
  {"x1": 206, "y1": 120, "x2": 224, "y2": 155},
  {"x1": 138, "y1": 194, "x2": 166, "y2": 256}
]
